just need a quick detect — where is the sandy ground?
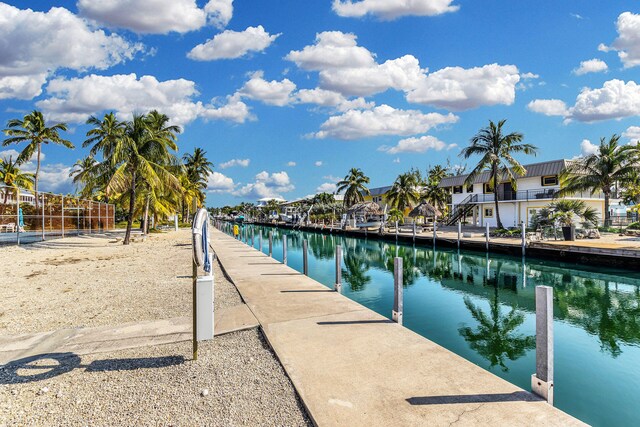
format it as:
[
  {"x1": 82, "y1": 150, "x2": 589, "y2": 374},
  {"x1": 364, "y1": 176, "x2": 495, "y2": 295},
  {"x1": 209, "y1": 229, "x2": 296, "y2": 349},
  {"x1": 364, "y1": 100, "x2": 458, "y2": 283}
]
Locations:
[
  {"x1": 0, "y1": 230, "x2": 311, "y2": 426},
  {"x1": 1, "y1": 230, "x2": 195, "y2": 334}
]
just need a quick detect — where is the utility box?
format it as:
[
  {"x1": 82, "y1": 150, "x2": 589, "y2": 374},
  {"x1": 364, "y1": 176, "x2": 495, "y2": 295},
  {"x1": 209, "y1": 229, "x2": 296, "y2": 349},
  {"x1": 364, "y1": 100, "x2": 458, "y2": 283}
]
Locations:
[{"x1": 196, "y1": 274, "x2": 214, "y2": 341}]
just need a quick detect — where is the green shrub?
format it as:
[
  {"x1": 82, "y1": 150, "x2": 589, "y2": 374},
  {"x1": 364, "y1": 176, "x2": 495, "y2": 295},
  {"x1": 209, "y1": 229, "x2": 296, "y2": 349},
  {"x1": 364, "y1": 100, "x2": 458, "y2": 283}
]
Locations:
[{"x1": 627, "y1": 222, "x2": 640, "y2": 230}]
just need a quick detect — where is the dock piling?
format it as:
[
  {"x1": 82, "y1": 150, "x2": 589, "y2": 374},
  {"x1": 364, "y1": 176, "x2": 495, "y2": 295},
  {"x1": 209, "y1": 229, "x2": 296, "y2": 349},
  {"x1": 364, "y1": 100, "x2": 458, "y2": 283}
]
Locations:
[
  {"x1": 457, "y1": 220, "x2": 461, "y2": 249},
  {"x1": 521, "y1": 222, "x2": 526, "y2": 257},
  {"x1": 251, "y1": 229, "x2": 254, "y2": 247},
  {"x1": 259, "y1": 231, "x2": 263, "y2": 252},
  {"x1": 303, "y1": 239, "x2": 309, "y2": 275},
  {"x1": 392, "y1": 257, "x2": 403, "y2": 325},
  {"x1": 532, "y1": 285, "x2": 554, "y2": 405},
  {"x1": 283, "y1": 235, "x2": 288, "y2": 265},
  {"x1": 269, "y1": 232, "x2": 273, "y2": 257},
  {"x1": 412, "y1": 222, "x2": 416, "y2": 242},
  {"x1": 485, "y1": 223, "x2": 490, "y2": 251},
  {"x1": 395, "y1": 221, "x2": 398, "y2": 240},
  {"x1": 335, "y1": 245, "x2": 342, "y2": 293}
]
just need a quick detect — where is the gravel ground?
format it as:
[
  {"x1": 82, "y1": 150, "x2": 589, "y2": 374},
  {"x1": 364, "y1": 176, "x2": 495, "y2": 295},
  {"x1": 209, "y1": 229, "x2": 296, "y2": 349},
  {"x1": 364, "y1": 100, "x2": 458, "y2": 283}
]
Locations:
[
  {"x1": 1, "y1": 229, "x2": 311, "y2": 426},
  {"x1": 0, "y1": 230, "x2": 194, "y2": 334},
  {"x1": 0, "y1": 330, "x2": 311, "y2": 426}
]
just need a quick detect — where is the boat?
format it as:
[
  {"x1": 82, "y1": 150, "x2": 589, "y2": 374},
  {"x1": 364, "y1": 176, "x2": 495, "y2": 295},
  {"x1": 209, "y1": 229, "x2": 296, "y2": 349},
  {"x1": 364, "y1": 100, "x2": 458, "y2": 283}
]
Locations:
[
  {"x1": 356, "y1": 220, "x2": 382, "y2": 230},
  {"x1": 234, "y1": 215, "x2": 245, "y2": 224}
]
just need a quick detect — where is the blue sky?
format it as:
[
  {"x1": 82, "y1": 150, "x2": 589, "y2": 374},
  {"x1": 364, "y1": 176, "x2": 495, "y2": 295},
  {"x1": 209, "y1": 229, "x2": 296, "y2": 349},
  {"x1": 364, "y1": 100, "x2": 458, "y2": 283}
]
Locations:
[{"x1": 0, "y1": 1, "x2": 639, "y2": 207}]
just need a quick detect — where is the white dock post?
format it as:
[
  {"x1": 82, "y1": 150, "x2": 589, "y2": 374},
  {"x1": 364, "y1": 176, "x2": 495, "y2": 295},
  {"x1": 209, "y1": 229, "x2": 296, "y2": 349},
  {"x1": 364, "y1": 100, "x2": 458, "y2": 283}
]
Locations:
[
  {"x1": 16, "y1": 189, "x2": 20, "y2": 245},
  {"x1": 485, "y1": 223, "x2": 490, "y2": 251},
  {"x1": 395, "y1": 221, "x2": 398, "y2": 240},
  {"x1": 412, "y1": 222, "x2": 416, "y2": 242},
  {"x1": 303, "y1": 239, "x2": 309, "y2": 275},
  {"x1": 41, "y1": 193, "x2": 45, "y2": 241},
  {"x1": 457, "y1": 220, "x2": 461, "y2": 249},
  {"x1": 259, "y1": 230, "x2": 263, "y2": 252},
  {"x1": 282, "y1": 235, "x2": 287, "y2": 265},
  {"x1": 433, "y1": 221, "x2": 436, "y2": 245},
  {"x1": 521, "y1": 222, "x2": 526, "y2": 257},
  {"x1": 61, "y1": 195, "x2": 65, "y2": 238},
  {"x1": 174, "y1": 214, "x2": 179, "y2": 231},
  {"x1": 251, "y1": 228, "x2": 255, "y2": 247},
  {"x1": 335, "y1": 245, "x2": 342, "y2": 292},
  {"x1": 392, "y1": 257, "x2": 403, "y2": 325},
  {"x1": 269, "y1": 232, "x2": 273, "y2": 257},
  {"x1": 532, "y1": 286, "x2": 554, "y2": 405}
]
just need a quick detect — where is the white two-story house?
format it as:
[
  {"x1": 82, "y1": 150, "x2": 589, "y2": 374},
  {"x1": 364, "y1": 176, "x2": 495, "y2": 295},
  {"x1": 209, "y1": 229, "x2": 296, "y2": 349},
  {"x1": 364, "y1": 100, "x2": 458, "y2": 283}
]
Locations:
[{"x1": 438, "y1": 159, "x2": 621, "y2": 228}]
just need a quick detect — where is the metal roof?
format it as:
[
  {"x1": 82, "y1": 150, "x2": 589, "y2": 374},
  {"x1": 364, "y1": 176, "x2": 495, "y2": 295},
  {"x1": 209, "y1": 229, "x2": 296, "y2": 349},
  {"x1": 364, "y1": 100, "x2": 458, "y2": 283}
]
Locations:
[
  {"x1": 367, "y1": 185, "x2": 393, "y2": 196},
  {"x1": 438, "y1": 159, "x2": 574, "y2": 187}
]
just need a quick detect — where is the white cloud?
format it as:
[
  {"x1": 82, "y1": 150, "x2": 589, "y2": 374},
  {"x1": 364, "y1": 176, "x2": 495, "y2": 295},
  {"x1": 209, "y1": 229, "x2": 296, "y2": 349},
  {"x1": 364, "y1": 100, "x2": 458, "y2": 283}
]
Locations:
[
  {"x1": 205, "y1": 0, "x2": 234, "y2": 29},
  {"x1": 207, "y1": 171, "x2": 235, "y2": 193},
  {"x1": 296, "y1": 88, "x2": 373, "y2": 111},
  {"x1": 393, "y1": 157, "x2": 400, "y2": 163},
  {"x1": 78, "y1": 0, "x2": 233, "y2": 34},
  {"x1": 235, "y1": 171, "x2": 295, "y2": 199},
  {"x1": 573, "y1": 58, "x2": 608, "y2": 75},
  {"x1": 238, "y1": 71, "x2": 296, "y2": 106},
  {"x1": 0, "y1": 149, "x2": 43, "y2": 164},
  {"x1": 320, "y1": 55, "x2": 426, "y2": 97},
  {"x1": 314, "y1": 161, "x2": 323, "y2": 167},
  {"x1": 527, "y1": 99, "x2": 569, "y2": 117},
  {"x1": 287, "y1": 161, "x2": 297, "y2": 167},
  {"x1": 623, "y1": 126, "x2": 640, "y2": 143},
  {"x1": 0, "y1": 3, "x2": 143, "y2": 100},
  {"x1": 528, "y1": 80, "x2": 640, "y2": 122},
  {"x1": 14, "y1": 161, "x2": 71, "y2": 192},
  {"x1": 406, "y1": 64, "x2": 520, "y2": 110},
  {"x1": 188, "y1": 26, "x2": 279, "y2": 61},
  {"x1": 285, "y1": 31, "x2": 375, "y2": 70},
  {"x1": 313, "y1": 104, "x2": 458, "y2": 140},
  {"x1": 600, "y1": 12, "x2": 640, "y2": 68},
  {"x1": 378, "y1": 135, "x2": 452, "y2": 154},
  {"x1": 316, "y1": 182, "x2": 337, "y2": 193},
  {"x1": 35, "y1": 73, "x2": 252, "y2": 126},
  {"x1": 332, "y1": 0, "x2": 459, "y2": 20},
  {"x1": 323, "y1": 175, "x2": 341, "y2": 182},
  {"x1": 580, "y1": 139, "x2": 599, "y2": 157},
  {"x1": 219, "y1": 158, "x2": 250, "y2": 169}
]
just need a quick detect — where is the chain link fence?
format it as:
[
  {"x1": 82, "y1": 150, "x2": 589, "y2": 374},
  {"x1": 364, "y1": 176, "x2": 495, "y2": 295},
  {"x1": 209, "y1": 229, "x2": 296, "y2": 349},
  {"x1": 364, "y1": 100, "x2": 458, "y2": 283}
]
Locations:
[{"x1": 0, "y1": 186, "x2": 116, "y2": 246}]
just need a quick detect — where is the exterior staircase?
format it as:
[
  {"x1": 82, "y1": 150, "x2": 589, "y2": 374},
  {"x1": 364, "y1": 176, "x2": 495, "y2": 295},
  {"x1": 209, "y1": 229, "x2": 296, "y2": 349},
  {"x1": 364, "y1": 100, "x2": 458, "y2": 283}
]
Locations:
[{"x1": 444, "y1": 194, "x2": 478, "y2": 226}]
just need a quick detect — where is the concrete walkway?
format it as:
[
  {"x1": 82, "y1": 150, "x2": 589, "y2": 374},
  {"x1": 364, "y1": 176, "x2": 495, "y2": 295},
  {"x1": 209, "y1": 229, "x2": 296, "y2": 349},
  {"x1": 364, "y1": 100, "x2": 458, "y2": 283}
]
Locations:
[
  {"x1": 0, "y1": 304, "x2": 258, "y2": 365},
  {"x1": 211, "y1": 229, "x2": 585, "y2": 427}
]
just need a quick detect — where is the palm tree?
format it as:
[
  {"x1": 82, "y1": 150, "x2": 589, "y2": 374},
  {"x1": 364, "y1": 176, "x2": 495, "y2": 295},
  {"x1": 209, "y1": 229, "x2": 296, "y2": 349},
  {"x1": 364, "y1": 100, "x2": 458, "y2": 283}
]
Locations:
[
  {"x1": 535, "y1": 200, "x2": 599, "y2": 228},
  {"x1": 336, "y1": 168, "x2": 370, "y2": 207},
  {"x1": 86, "y1": 111, "x2": 181, "y2": 244},
  {"x1": 421, "y1": 165, "x2": 451, "y2": 219},
  {"x1": 84, "y1": 113, "x2": 125, "y2": 158},
  {"x1": 461, "y1": 120, "x2": 537, "y2": 229},
  {"x1": 386, "y1": 172, "x2": 420, "y2": 214},
  {"x1": 559, "y1": 135, "x2": 633, "y2": 227},
  {"x1": 0, "y1": 156, "x2": 34, "y2": 215},
  {"x1": 182, "y1": 147, "x2": 214, "y2": 216},
  {"x1": 69, "y1": 156, "x2": 99, "y2": 198},
  {"x1": 387, "y1": 208, "x2": 404, "y2": 225},
  {"x1": 3, "y1": 110, "x2": 73, "y2": 208}
]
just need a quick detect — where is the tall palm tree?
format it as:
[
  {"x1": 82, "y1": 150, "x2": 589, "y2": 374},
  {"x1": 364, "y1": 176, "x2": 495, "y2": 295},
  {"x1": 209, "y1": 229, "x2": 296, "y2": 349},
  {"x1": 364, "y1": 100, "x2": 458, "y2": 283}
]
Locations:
[
  {"x1": 559, "y1": 135, "x2": 633, "y2": 227},
  {"x1": 182, "y1": 147, "x2": 214, "y2": 214},
  {"x1": 3, "y1": 110, "x2": 73, "y2": 208},
  {"x1": 461, "y1": 120, "x2": 537, "y2": 229},
  {"x1": 84, "y1": 112, "x2": 125, "y2": 158},
  {"x1": 69, "y1": 156, "x2": 99, "y2": 198},
  {"x1": 0, "y1": 156, "x2": 34, "y2": 215},
  {"x1": 386, "y1": 172, "x2": 420, "y2": 214},
  {"x1": 336, "y1": 168, "x2": 370, "y2": 207},
  {"x1": 86, "y1": 111, "x2": 181, "y2": 244}
]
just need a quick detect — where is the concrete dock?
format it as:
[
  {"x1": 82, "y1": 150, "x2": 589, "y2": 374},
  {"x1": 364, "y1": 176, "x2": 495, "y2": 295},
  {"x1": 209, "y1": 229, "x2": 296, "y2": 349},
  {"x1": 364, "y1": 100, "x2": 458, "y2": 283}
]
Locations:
[{"x1": 211, "y1": 229, "x2": 585, "y2": 426}]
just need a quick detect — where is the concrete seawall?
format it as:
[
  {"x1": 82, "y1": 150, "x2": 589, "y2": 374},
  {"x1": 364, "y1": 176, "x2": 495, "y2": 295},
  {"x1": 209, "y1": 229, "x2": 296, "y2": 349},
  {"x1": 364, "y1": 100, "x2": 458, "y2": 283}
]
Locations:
[{"x1": 211, "y1": 229, "x2": 585, "y2": 426}]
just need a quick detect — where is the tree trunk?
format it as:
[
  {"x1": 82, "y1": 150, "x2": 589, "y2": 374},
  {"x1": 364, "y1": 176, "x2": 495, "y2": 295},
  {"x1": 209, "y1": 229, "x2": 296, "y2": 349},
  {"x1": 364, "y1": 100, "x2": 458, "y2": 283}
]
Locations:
[
  {"x1": 604, "y1": 191, "x2": 610, "y2": 228},
  {"x1": 142, "y1": 195, "x2": 150, "y2": 235},
  {"x1": 493, "y1": 165, "x2": 503, "y2": 229},
  {"x1": 34, "y1": 143, "x2": 41, "y2": 211},
  {"x1": 123, "y1": 172, "x2": 136, "y2": 245}
]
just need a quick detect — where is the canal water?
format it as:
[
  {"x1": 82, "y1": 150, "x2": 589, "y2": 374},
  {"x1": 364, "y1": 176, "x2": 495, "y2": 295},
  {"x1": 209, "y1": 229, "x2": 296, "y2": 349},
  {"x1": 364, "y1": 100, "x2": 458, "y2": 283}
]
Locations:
[{"x1": 226, "y1": 223, "x2": 640, "y2": 426}]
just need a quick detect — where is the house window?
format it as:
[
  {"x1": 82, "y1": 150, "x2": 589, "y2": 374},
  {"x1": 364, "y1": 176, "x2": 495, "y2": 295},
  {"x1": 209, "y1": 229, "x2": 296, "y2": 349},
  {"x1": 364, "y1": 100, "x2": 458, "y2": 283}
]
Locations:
[
  {"x1": 483, "y1": 183, "x2": 493, "y2": 194},
  {"x1": 466, "y1": 185, "x2": 474, "y2": 193},
  {"x1": 541, "y1": 175, "x2": 558, "y2": 186},
  {"x1": 453, "y1": 186, "x2": 463, "y2": 194},
  {"x1": 484, "y1": 208, "x2": 494, "y2": 218}
]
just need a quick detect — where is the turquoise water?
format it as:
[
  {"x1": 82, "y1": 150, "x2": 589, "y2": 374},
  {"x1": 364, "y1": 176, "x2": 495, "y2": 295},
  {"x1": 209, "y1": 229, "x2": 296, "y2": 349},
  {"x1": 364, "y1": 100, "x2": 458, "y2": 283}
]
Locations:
[{"x1": 227, "y1": 223, "x2": 640, "y2": 426}]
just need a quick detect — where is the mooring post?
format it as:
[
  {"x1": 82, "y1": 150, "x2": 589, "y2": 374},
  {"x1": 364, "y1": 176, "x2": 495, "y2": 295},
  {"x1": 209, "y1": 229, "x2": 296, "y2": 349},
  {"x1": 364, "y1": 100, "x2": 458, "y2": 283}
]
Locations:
[
  {"x1": 412, "y1": 221, "x2": 416, "y2": 242},
  {"x1": 521, "y1": 222, "x2": 526, "y2": 257},
  {"x1": 41, "y1": 193, "x2": 45, "y2": 241},
  {"x1": 395, "y1": 221, "x2": 398, "y2": 240},
  {"x1": 335, "y1": 245, "x2": 342, "y2": 292},
  {"x1": 259, "y1": 231, "x2": 263, "y2": 252},
  {"x1": 532, "y1": 285, "x2": 554, "y2": 405},
  {"x1": 16, "y1": 188, "x2": 20, "y2": 245},
  {"x1": 303, "y1": 239, "x2": 309, "y2": 275},
  {"x1": 251, "y1": 228, "x2": 255, "y2": 247},
  {"x1": 283, "y1": 234, "x2": 288, "y2": 265},
  {"x1": 392, "y1": 257, "x2": 403, "y2": 325},
  {"x1": 269, "y1": 232, "x2": 273, "y2": 257},
  {"x1": 457, "y1": 220, "x2": 461, "y2": 249},
  {"x1": 61, "y1": 195, "x2": 65, "y2": 238},
  {"x1": 432, "y1": 221, "x2": 436, "y2": 245},
  {"x1": 485, "y1": 223, "x2": 490, "y2": 251}
]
